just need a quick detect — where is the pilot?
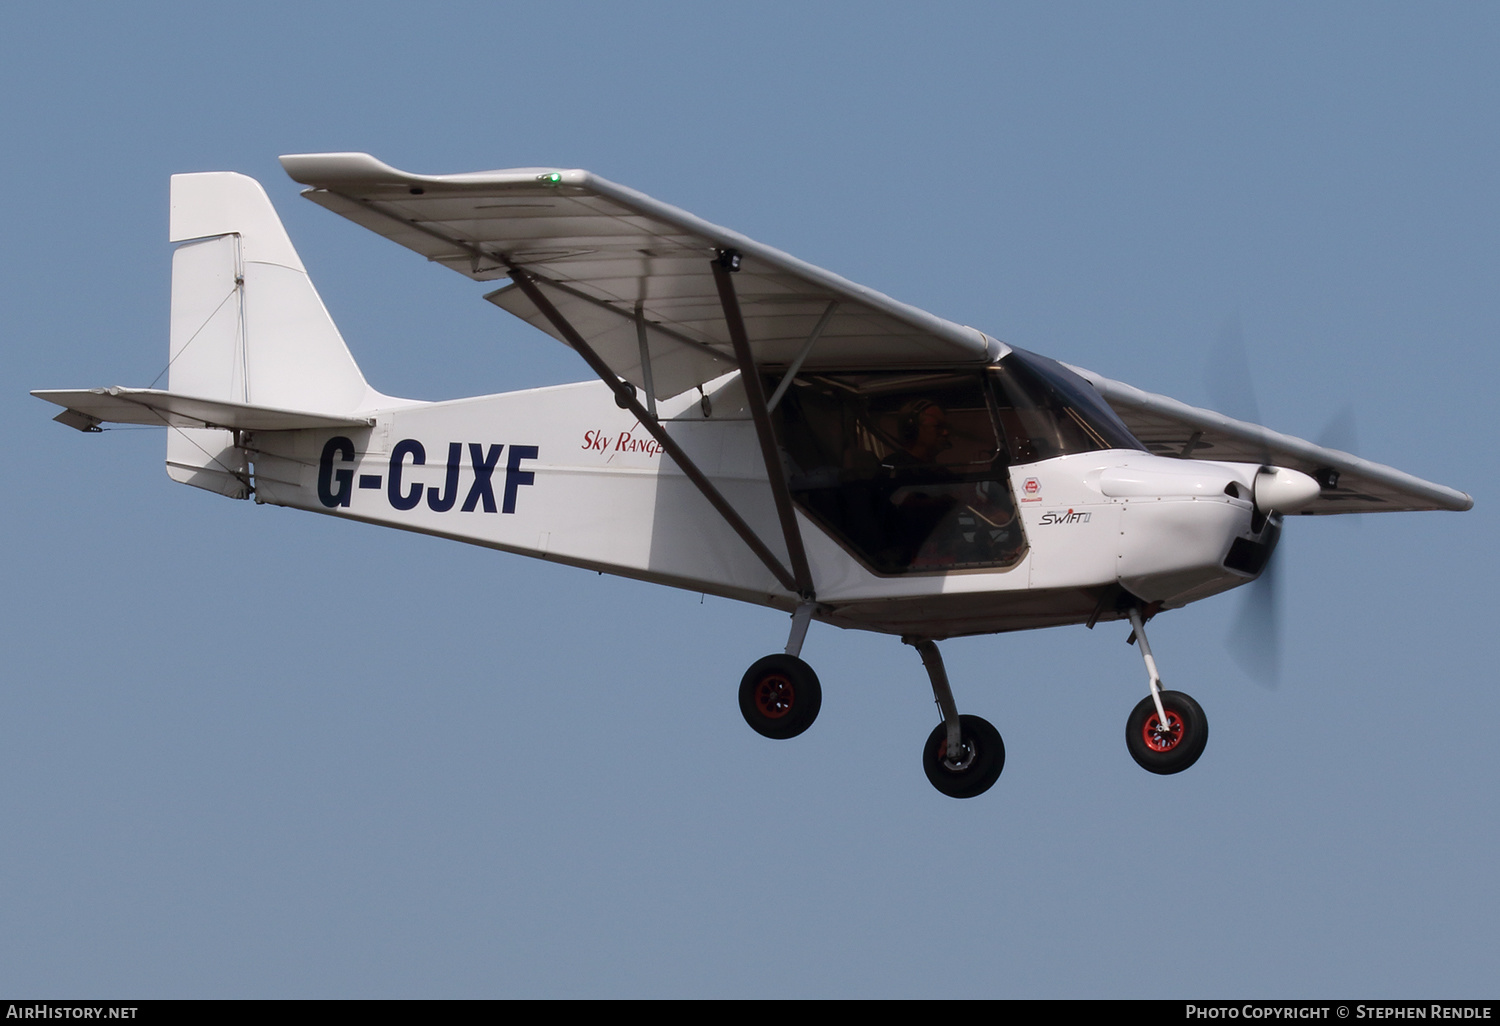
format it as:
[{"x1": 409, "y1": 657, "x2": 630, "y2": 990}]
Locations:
[
  {"x1": 879, "y1": 400, "x2": 958, "y2": 565},
  {"x1": 883, "y1": 398, "x2": 954, "y2": 470},
  {"x1": 880, "y1": 398, "x2": 1019, "y2": 568}
]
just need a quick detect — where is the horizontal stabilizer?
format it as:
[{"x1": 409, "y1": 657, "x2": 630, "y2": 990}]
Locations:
[{"x1": 32, "y1": 387, "x2": 374, "y2": 432}]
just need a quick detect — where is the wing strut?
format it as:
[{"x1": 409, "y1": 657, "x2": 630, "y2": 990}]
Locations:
[
  {"x1": 506, "y1": 264, "x2": 802, "y2": 596},
  {"x1": 711, "y1": 251, "x2": 816, "y2": 600},
  {"x1": 633, "y1": 301, "x2": 657, "y2": 419},
  {"x1": 766, "y1": 300, "x2": 838, "y2": 413}
]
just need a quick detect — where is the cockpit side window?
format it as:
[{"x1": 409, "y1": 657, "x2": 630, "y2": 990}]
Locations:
[{"x1": 773, "y1": 371, "x2": 1027, "y2": 575}]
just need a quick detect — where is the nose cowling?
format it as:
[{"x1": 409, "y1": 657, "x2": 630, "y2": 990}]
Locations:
[{"x1": 1253, "y1": 466, "x2": 1321, "y2": 515}]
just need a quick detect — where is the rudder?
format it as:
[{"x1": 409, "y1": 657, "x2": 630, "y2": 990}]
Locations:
[{"x1": 166, "y1": 172, "x2": 373, "y2": 497}]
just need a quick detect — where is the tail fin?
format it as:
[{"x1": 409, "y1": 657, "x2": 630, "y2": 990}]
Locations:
[{"x1": 166, "y1": 172, "x2": 372, "y2": 497}]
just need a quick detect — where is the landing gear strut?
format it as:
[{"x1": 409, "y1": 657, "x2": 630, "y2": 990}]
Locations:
[
  {"x1": 739, "y1": 603, "x2": 822, "y2": 740},
  {"x1": 908, "y1": 637, "x2": 1005, "y2": 798},
  {"x1": 1123, "y1": 607, "x2": 1208, "y2": 774}
]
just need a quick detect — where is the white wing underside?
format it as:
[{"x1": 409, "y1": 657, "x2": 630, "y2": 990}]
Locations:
[{"x1": 279, "y1": 152, "x2": 1001, "y2": 401}]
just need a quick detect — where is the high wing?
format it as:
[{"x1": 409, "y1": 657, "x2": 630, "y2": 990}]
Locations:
[
  {"x1": 279, "y1": 152, "x2": 1001, "y2": 401},
  {"x1": 1068, "y1": 366, "x2": 1472, "y2": 514},
  {"x1": 277, "y1": 152, "x2": 1468, "y2": 519}
]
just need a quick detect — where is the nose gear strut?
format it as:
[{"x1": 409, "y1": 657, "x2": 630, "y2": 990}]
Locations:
[{"x1": 1123, "y1": 607, "x2": 1209, "y2": 774}]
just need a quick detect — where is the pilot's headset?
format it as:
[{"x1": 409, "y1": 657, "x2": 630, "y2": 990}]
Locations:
[{"x1": 898, "y1": 398, "x2": 938, "y2": 445}]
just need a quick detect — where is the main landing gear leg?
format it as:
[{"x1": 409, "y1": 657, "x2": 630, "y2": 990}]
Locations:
[
  {"x1": 784, "y1": 601, "x2": 814, "y2": 659},
  {"x1": 738, "y1": 603, "x2": 822, "y2": 740},
  {"x1": 1124, "y1": 607, "x2": 1209, "y2": 774},
  {"x1": 906, "y1": 637, "x2": 1005, "y2": 799}
]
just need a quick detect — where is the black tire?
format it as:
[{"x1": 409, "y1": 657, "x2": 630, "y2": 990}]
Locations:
[
  {"x1": 738, "y1": 654, "x2": 822, "y2": 739},
  {"x1": 922, "y1": 714, "x2": 1005, "y2": 798},
  {"x1": 1126, "y1": 690, "x2": 1208, "y2": 774}
]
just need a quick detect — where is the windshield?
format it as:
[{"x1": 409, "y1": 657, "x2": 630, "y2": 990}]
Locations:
[{"x1": 989, "y1": 347, "x2": 1146, "y2": 463}]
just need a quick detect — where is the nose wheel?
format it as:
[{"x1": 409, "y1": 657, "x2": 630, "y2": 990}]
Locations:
[
  {"x1": 1124, "y1": 606, "x2": 1209, "y2": 774},
  {"x1": 1125, "y1": 690, "x2": 1208, "y2": 774}
]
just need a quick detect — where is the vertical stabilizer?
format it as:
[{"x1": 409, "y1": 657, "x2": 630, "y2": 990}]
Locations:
[{"x1": 166, "y1": 172, "x2": 372, "y2": 497}]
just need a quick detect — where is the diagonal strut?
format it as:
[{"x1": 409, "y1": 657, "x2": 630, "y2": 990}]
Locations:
[
  {"x1": 506, "y1": 264, "x2": 800, "y2": 595},
  {"x1": 710, "y1": 252, "x2": 815, "y2": 600}
]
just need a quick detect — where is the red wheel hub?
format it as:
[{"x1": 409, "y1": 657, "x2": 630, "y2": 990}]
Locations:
[
  {"x1": 1142, "y1": 710, "x2": 1184, "y2": 752},
  {"x1": 753, "y1": 674, "x2": 795, "y2": 719}
]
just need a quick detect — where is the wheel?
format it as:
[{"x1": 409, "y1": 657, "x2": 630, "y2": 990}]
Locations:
[
  {"x1": 1126, "y1": 690, "x2": 1208, "y2": 774},
  {"x1": 738, "y1": 654, "x2": 822, "y2": 739},
  {"x1": 922, "y1": 714, "x2": 1005, "y2": 798}
]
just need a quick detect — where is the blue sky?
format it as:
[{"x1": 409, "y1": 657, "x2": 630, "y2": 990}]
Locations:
[{"x1": 2, "y1": 2, "x2": 1495, "y2": 997}]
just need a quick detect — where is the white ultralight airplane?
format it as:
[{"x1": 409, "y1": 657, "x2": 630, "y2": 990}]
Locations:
[{"x1": 35, "y1": 155, "x2": 1473, "y2": 798}]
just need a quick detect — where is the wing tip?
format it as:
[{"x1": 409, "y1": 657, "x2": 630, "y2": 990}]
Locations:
[
  {"x1": 280, "y1": 151, "x2": 402, "y2": 187},
  {"x1": 280, "y1": 152, "x2": 586, "y2": 193}
]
